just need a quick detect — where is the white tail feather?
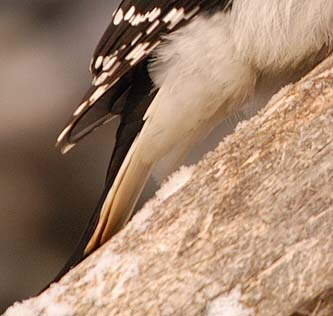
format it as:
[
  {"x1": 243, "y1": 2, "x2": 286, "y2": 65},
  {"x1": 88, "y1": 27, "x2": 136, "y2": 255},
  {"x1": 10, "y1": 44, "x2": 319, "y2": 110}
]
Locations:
[{"x1": 84, "y1": 138, "x2": 152, "y2": 254}]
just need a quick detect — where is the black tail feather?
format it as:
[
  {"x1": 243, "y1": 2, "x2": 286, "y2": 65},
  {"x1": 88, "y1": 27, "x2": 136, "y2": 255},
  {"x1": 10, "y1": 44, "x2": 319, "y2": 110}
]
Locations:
[{"x1": 42, "y1": 60, "x2": 157, "y2": 292}]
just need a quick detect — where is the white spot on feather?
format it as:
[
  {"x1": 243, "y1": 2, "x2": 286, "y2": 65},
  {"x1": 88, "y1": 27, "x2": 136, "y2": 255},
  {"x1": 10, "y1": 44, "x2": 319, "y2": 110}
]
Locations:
[
  {"x1": 124, "y1": 6, "x2": 135, "y2": 21},
  {"x1": 148, "y1": 7, "x2": 161, "y2": 22},
  {"x1": 185, "y1": 6, "x2": 200, "y2": 20},
  {"x1": 131, "y1": 32, "x2": 143, "y2": 46},
  {"x1": 94, "y1": 56, "x2": 103, "y2": 70},
  {"x1": 73, "y1": 101, "x2": 89, "y2": 116},
  {"x1": 129, "y1": 7, "x2": 161, "y2": 26},
  {"x1": 103, "y1": 56, "x2": 118, "y2": 71},
  {"x1": 130, "y1": 13, "x2": 145, "y2": 26},
  {"x1": 113, "y1": 8, "x2": 124, "y2": 25},
  {"x1": 163, "y1": 8, "x2": 182, "y2": 24},
  {"x1": 94, "y1": 72, "x2": 109, "y2": 86},
  {"x1": 125, "y1": 42, "x2": 150, "y2": 65},
  {"x1": 57, "y1": 124, "x2": 73, "y2": 143},
  {"x1": 167, "y1": 8, "x2": 185, "y2": 29},
  {"x1": 89, "y1": 84, "x2": 110, "y2": 103},
  {"x1": 146, "y1": 20, "x2": 160, "y2": 35},
  {"x1": 61, "y1": 143, "x2": 76, "y2": 155}
]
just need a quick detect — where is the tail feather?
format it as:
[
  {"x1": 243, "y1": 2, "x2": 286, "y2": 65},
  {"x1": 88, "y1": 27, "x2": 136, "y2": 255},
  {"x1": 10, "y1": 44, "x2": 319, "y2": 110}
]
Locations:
[
  {"x1": 85, "y1": 138, "x2": 152, "y2": 254},
  {"x1": 43, "y1": 60, "x2": 156, "y2": 292},
  {"x1": 42, "y1": 140, "x2": 152, "y2": 292}
]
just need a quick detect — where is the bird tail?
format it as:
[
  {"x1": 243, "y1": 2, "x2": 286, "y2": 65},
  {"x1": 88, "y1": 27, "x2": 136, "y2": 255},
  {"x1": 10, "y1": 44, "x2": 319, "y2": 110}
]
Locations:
[
  {"x1": 42, "y1": 138, "x2": 152, "y2": 292},
  {"x1": 85, "y1": 137, "x2": 152, "y2": 254}
]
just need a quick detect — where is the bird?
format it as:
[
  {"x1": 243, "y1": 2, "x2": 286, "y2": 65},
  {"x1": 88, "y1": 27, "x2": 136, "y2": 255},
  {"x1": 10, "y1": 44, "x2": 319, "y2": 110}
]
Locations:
[{"x1": 53, "y1": 0, "x2": 333, "y2": 283}]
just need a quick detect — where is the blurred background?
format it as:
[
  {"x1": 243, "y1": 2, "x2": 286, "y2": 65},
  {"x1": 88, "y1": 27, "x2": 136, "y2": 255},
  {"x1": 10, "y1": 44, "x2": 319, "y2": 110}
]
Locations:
[
  {"x1": 0, "y1": 0, "x2": 122, "y2": 312},
  {"x1": 0, "y1": 1, "x2": 243, "y2": 313}
]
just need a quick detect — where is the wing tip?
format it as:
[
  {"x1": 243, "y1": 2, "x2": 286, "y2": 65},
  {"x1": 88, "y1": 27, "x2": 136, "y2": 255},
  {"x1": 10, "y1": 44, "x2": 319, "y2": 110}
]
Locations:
[
  {"x1": 55, "y1": 139, "x2": 77, "y2": 155},
  {"x1": 55, "y1": 99, "x2": 88, "y2": 154},
  {"x1": 61, "y1": 143, "x2": 76, "y2": 154},
  {"x1": 55, "y1": 125, "x2": 77, "y2": 155}
]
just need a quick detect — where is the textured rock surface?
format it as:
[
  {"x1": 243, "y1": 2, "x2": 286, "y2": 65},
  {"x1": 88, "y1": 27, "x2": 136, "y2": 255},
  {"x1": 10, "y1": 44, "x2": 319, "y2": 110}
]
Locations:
[{"x1": 4, "y1": 55, "x2": 333, "y2": 316}]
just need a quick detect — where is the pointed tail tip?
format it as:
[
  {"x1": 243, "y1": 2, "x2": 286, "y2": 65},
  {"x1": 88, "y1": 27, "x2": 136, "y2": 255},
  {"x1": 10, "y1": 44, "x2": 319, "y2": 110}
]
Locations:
[
  {"x1": 54, "y1": 138, "x2": 76, "y2": 155},
  {"x1": 60, "y1": 143, "x2": 76, "y2": 155},
  {"x1": 55, "y1": 126, "x2": 76, "y2": 154}
]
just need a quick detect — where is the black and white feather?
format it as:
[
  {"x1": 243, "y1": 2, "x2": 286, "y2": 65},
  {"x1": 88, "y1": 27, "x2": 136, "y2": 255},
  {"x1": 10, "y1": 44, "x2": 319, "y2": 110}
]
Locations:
[
  {"x1": 52, "y1": 0, "x2": 333, "y2": 285},
  {"x1": 56, "y1": 0, "x2": 232, "y2": 153}
]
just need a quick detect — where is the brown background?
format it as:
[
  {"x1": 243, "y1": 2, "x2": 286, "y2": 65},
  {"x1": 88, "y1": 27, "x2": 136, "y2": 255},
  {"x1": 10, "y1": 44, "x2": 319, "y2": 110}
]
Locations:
[
  {"x1": 0, "y1": 1, "x2": 238, "y2": 313},
  {"x1": 0, "y1": 0, "x2": 120, "y2": 312}
]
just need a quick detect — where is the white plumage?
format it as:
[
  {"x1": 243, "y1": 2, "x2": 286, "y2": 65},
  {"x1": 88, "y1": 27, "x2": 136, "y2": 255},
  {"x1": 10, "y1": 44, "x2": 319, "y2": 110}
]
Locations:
[
  {"x1": 146, "y1": 0, "x2": 333, "y2": 179},
  {"x1": 59, "y1": 0, "x2": 333, "y2": 262}
]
